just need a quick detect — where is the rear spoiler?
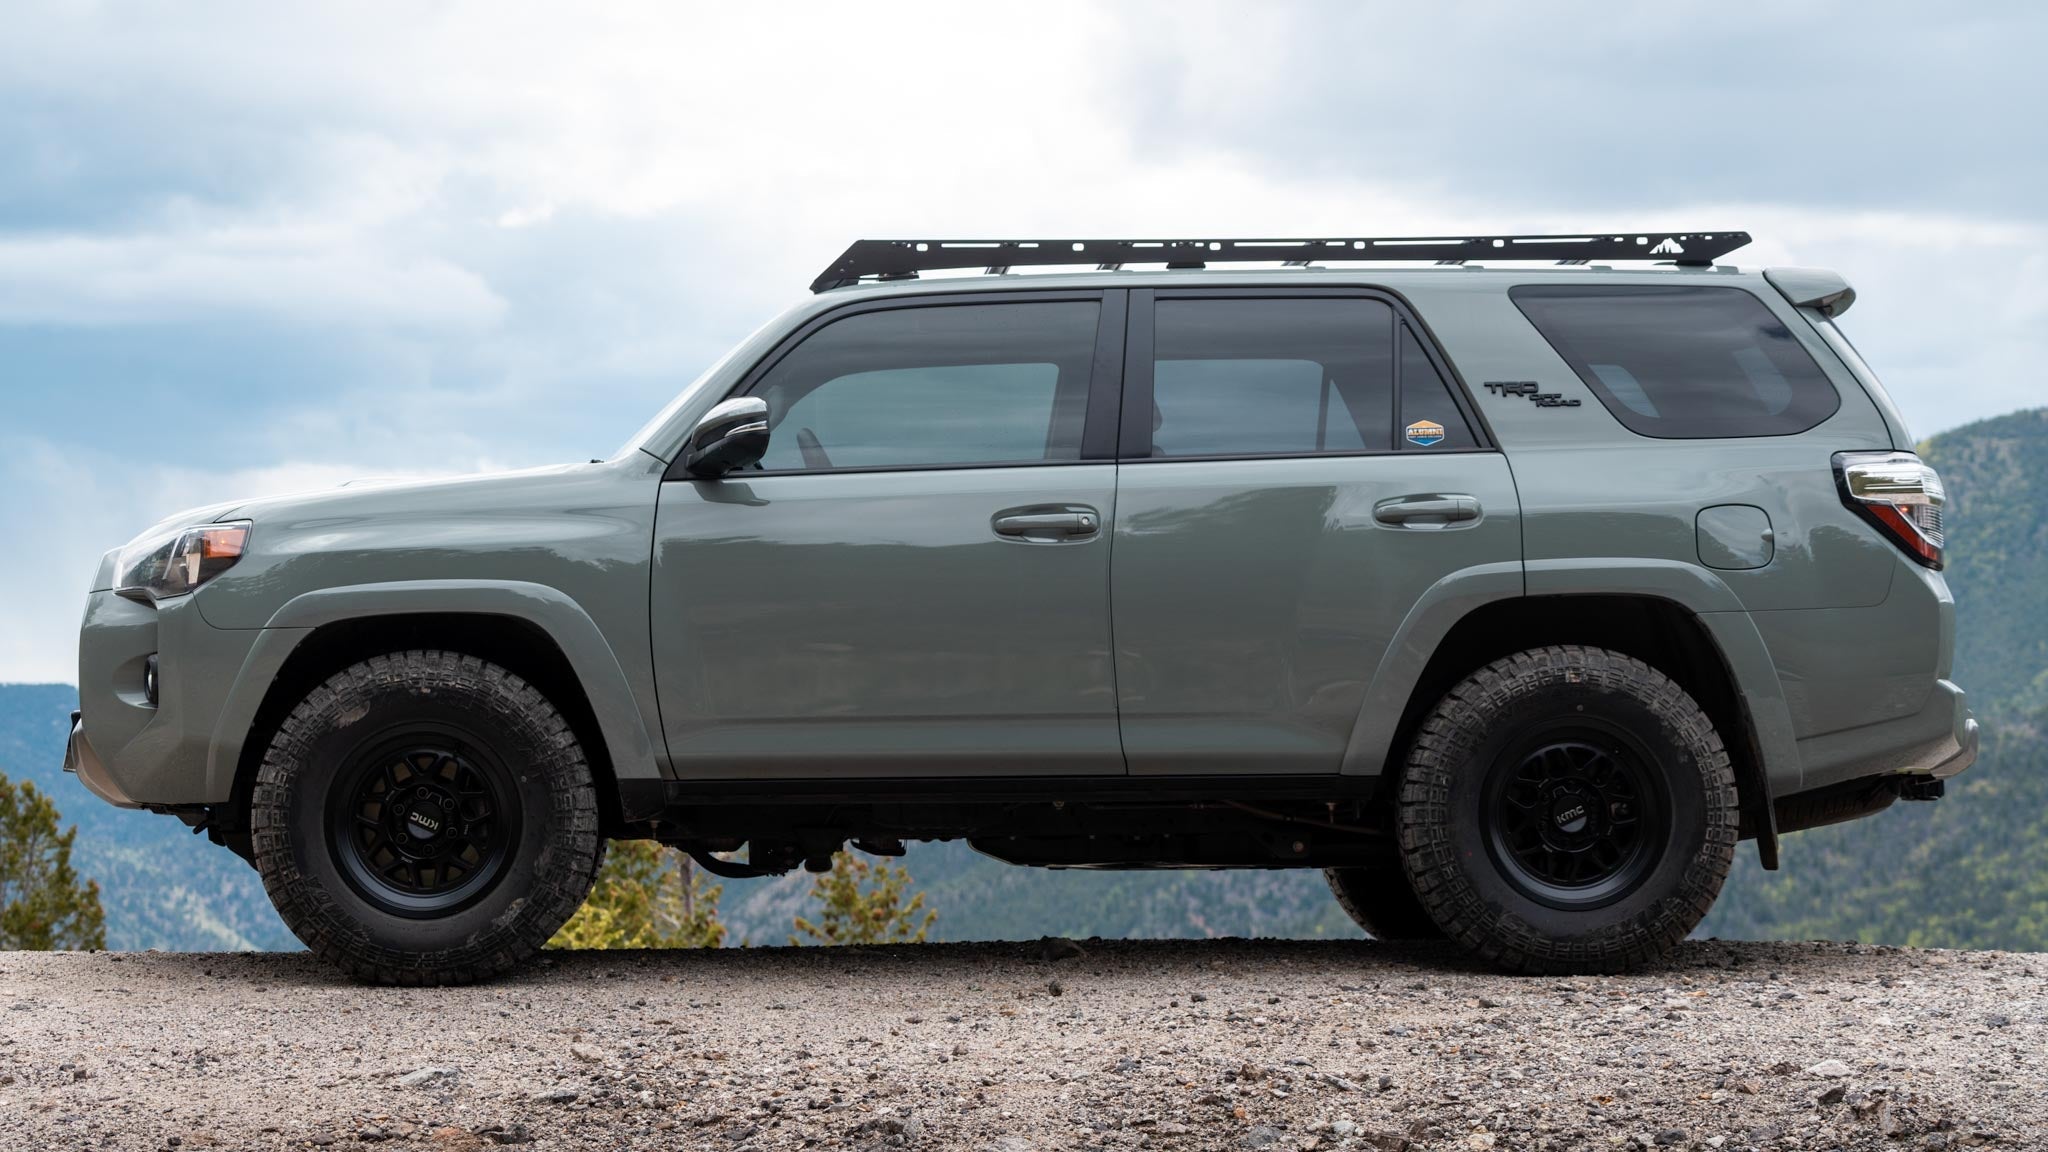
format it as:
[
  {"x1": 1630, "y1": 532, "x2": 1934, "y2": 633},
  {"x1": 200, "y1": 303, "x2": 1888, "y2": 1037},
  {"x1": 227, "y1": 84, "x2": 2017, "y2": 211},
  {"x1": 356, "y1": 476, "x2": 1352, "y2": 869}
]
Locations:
[{"x1": 1765, "y1": 267, "x2": 1856, "y2": 318}]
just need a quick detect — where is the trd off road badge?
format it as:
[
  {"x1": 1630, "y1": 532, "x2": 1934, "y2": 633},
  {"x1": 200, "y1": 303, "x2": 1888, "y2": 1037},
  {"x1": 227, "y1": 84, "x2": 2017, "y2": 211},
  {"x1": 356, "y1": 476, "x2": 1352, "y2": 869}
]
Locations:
[
  {"x1": 1484, "y1": 380, "x2": 1582, "y2": 408},
  {"x1": 1404, "y1": 419, "x2": 1446, "y2": 447}
]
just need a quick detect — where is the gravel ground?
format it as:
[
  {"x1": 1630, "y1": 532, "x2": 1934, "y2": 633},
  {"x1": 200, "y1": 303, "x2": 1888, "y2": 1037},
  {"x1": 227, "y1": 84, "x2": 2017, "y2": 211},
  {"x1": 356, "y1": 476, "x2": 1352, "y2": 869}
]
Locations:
[{"x1": 2, "y1": 940, "x2": 2044, "y2": 1152}]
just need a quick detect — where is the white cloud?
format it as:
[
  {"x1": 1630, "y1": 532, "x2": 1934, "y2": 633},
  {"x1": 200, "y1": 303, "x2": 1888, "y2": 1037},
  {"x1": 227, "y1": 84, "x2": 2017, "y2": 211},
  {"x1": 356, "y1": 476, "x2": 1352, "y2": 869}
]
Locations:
[
  {"x1": 0, "y1": 226, "x2": 506, "y2": 328},
  {"x1": 0, "y1": 436, "x2": 481, "y2": 683},
  {"x1": 1, "y1": 0, "x2": 2044, "y2": 681}
]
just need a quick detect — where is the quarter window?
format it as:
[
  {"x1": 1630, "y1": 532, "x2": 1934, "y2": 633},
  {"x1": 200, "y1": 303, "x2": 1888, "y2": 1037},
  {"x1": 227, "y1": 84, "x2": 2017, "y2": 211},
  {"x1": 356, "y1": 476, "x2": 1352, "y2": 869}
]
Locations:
[
  {"x1": 1509, "y1": 284, "x2": 1840, "y2": 438},
  {"x1": 1398, "y1": 324, "x2": 1479, "y2": 450},
  {"x1": 749, "y1": 302, "x2": 1099, "y2": 471}
]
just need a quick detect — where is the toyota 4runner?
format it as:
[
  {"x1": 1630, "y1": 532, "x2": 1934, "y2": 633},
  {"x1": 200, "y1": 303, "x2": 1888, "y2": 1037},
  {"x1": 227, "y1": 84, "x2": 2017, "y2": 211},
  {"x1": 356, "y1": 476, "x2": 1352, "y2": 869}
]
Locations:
[{"x1": 64, "y1": 232, "x2": 1978, "y2": 983}]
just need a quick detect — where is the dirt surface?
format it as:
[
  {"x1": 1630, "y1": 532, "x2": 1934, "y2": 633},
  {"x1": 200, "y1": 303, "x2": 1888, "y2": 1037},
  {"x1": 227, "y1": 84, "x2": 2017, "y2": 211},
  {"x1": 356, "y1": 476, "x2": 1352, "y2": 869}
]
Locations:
[{"x1": 2, "y1": 940, "x2": 2044, "y2": 1151}]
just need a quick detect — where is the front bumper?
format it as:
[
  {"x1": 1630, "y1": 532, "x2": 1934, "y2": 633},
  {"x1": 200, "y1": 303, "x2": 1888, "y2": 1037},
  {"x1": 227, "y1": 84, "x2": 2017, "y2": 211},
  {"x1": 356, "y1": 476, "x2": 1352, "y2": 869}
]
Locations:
[
  {"x1": 63, "y1": 710, "x2": 140, "y2": 808},
  {"x1": 73, "y1": 588, "x2": 273, "y2": 807}
]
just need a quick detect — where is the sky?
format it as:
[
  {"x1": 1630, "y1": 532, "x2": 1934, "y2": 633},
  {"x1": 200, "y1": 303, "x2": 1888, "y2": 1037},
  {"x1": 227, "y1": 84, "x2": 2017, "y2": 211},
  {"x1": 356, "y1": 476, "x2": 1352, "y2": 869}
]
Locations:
[{"x1": 2, "y1": 1, "x2": 2045, "y2": 683}]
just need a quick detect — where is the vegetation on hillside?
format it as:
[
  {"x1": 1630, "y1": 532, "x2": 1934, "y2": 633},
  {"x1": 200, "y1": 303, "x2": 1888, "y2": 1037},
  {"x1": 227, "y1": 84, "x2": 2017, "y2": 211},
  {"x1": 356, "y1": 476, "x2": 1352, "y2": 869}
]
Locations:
[
  {"x1": 0, "y1": 686, "x2": 297, "y2": 950},
  {"x1": 548, "y1": 840, "x2": 726, "y2": 949},
  {"x1": 0, "y1": 770, "x2": 107, "y2": 950},
  {"x1": 547, "y1": 843, "x2": 941, "y2": 950},
  {"x1": 791, "y1": 850, "x2": 937, "y2": 946},
  {"x1": 1919, "y1": 407, "x2": 2048, "y2": 722},
  {"x1": 1704, "y1": 722, "x2": 2048, "y2": 948},
  {"x1": 712, "y1": 842, "x2": 1359, "y2": 945}
]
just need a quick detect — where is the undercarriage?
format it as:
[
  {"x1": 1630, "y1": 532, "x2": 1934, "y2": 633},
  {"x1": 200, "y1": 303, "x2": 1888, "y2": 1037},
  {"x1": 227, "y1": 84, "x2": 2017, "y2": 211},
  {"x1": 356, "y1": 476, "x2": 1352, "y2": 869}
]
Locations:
[{"x1": 631, "y1": 776, "x2": 1397, "y2": 876}]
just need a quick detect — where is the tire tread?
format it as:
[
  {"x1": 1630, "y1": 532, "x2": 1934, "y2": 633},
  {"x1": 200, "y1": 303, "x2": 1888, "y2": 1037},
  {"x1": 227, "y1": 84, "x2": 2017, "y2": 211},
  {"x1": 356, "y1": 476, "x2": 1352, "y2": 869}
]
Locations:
[
  {"x1": 250, "y1": 650, "x2": 602, "y2": 985},
  {"x1": 1324, "y1": 865, "x2": 1444, "y2": 941},
  {"x1": 1396, "y1": 645, "x2": 1738, "y2": 974}
]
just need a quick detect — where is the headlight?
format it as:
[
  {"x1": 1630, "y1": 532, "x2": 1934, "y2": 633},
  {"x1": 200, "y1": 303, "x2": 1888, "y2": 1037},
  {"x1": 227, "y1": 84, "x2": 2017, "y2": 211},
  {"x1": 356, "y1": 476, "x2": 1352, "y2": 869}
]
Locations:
[{"x1": 114, "y1": 521, "x2": 252, "y2": 603}]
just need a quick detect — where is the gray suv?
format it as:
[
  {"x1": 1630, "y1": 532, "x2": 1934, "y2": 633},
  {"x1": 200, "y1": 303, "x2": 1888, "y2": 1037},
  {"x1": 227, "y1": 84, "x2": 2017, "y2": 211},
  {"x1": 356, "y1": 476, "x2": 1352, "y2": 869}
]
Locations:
[{"x1": 64, "y1": 233, "x2": 1977, "y2": 982}]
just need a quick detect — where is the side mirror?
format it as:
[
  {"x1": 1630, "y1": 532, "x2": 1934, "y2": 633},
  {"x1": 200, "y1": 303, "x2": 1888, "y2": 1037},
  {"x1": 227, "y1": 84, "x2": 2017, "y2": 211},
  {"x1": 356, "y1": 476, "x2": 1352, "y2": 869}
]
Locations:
[{"x1": 684, "y1": 397, "x2": 771, "y2": 479}]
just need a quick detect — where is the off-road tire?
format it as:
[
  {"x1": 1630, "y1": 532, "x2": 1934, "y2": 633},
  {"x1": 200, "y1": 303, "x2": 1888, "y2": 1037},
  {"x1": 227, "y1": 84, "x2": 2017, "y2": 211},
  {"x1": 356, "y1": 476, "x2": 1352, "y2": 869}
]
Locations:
[
  {"x1": 1397, "y1": 645, "x2": 1738, "y2": 974},
  {"x1": 1324, "y1": 860, "x2": 1444, "y2": 941},
  {"x1": 251, "y1": 651, "x2": 603, "y2": 985}
]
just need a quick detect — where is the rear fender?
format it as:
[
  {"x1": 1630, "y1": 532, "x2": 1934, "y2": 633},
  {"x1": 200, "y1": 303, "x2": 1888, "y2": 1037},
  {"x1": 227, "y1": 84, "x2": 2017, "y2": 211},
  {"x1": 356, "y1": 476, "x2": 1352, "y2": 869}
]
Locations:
[
  {"x1": 1345, "y1": 557, "x2": 1801, "y2": 815},
  {"x1": 1340, "y1": 560, "x2": 1522, "y2": 777},
  {"x1": 1523, "y1": 558, "x2": 1801, "y2": 796}
]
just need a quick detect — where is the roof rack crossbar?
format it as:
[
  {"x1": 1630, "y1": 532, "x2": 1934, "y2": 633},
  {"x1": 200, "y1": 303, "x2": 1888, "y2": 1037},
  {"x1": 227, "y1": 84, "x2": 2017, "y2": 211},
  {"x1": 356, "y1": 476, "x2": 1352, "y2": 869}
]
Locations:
[{"x1": 810, "y1": 232, "x2": 1751, "y2": 291}]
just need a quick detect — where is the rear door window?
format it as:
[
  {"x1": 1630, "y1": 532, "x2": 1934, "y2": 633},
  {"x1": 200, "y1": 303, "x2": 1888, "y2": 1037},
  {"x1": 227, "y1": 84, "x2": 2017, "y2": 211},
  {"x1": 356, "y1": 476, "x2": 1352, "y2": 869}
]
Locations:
[
  {"x1": 1146, "y1": 297, "x2": 1395, "y2": 457},
  {"x1": 1509, "y1": 284, "x2": 1839, "y2": 438}
]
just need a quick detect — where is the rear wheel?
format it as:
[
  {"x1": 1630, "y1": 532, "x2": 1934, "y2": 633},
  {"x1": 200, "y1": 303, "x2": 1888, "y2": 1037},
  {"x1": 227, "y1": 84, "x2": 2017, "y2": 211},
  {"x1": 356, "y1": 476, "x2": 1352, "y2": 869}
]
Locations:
[
  {"x1": 251, "y1": 651, "x2": 603, "y2": 984},
  {"x1": 1324, "y1": 857, "x2": 1443, "y2": 941},
  {"x1": 1396, "y1": 645, "x2": 1737, "y2": 973}
]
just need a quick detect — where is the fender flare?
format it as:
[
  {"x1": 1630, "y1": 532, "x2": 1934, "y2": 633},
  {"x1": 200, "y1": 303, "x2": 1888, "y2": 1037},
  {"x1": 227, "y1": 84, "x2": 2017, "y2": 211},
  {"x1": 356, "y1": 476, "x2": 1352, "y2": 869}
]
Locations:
[
  {"x1": 1339, "y1": 560, "x2": 1522, "y2": 778},
  {"x1": 1523, "y1": 558, "x2": 1801, "y2": 797},
  {"x1": 1342, "y1": 559, "x2": 1801, "y2": 851},
  {"x1": 205, "y1": 579, "x2": 665, "y2": 810}
]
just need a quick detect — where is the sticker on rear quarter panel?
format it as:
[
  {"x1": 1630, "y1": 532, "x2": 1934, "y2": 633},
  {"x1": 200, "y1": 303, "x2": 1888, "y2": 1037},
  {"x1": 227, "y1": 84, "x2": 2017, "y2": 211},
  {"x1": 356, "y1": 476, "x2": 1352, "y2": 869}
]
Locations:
[{"x1": 1404, "y1": 419, "x2": 1446, "y2": 447}]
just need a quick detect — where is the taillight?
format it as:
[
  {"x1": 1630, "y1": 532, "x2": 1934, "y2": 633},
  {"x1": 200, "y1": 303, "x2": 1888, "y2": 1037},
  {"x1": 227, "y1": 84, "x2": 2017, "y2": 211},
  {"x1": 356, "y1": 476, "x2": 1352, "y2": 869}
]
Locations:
[{"x1": 1834, "y1": 451, "x2": 1945, "y2": 569}]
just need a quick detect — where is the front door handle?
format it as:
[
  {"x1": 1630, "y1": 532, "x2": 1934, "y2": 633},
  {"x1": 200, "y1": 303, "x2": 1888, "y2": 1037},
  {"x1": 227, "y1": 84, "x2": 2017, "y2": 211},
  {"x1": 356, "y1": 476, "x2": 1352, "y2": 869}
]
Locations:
[
  {"x1": 993, "y1": 505, "x2": 1101, "y2": 542},
  {"x1": 1373, "y1": 494, "x2": 1480, "y2": 527}
]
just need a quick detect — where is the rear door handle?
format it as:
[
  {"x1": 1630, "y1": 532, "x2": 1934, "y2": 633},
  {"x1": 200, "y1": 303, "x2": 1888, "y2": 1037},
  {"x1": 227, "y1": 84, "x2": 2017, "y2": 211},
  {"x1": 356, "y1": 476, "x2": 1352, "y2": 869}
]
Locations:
[
  {"x1": 993, "y1": 505, "x2": 1101, "y2": 542},
  {"x1": 1373, "y1": 494, "x2": 1480, "y2": 527}
]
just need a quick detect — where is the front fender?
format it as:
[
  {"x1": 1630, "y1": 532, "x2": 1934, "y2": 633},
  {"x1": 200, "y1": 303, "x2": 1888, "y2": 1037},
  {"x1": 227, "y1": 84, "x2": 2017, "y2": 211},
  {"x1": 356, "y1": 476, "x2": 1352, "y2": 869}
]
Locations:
[{"x1": 206, "y1": 579, "x2": 665, "y2": 804}]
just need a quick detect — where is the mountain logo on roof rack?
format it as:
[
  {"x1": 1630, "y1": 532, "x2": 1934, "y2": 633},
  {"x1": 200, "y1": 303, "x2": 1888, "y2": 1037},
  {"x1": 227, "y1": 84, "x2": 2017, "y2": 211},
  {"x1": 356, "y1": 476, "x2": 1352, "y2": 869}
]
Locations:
[{"x1": 1650, "y1": 237, "x2": 1686, "y2": 256}]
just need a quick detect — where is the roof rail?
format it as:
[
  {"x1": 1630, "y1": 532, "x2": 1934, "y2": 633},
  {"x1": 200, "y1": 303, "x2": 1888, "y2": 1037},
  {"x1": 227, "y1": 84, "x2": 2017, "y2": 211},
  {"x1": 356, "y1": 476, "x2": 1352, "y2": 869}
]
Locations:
[{"x1": 810, "y1": 232, "x2": 1751, "y2": 292}]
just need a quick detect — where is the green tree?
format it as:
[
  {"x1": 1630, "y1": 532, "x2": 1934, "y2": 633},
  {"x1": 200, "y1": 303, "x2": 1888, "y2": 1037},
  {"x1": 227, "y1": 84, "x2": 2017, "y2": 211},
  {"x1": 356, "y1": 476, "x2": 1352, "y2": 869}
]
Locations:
[
  {"x1": 548, "y1": 840, "x2": 725, "y2": 949},
  {"x1": 792, "y1": 850, "x2": 937, "y2": 945},
  {"x1": 0, "y1": 771, "x2": 107, "y2": 950}
]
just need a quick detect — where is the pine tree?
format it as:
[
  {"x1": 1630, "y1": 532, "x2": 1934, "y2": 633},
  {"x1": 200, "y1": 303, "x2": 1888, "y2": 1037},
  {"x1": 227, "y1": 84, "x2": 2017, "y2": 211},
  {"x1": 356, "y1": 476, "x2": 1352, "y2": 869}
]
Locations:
[
  {"x1": 791, "y1": 850, "x2": 937, "y2": 945},
  {"x1": 0, "y1": 771, "x2": 107, "y2": 951},
  {"x1": 548, "y1": 840, "x2": 725, "y2": 949}
]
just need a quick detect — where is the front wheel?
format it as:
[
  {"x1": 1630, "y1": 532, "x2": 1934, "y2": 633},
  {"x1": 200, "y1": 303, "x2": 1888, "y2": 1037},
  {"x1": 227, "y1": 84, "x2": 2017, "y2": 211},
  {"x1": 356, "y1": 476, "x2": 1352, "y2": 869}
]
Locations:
[
  {"x1": 250, "y1": 651, "x2": 603, "y2": 984},
  {"x1": 1396, "y1": 645, "x2": 1738, "y2": 974}
]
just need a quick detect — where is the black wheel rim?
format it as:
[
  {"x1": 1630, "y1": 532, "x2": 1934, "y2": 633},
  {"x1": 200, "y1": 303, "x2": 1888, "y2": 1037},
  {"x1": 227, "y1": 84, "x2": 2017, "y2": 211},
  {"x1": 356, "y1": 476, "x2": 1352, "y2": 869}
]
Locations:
[
  {"x1": 328, "y1": 733, "x2": 519, "y2": 918},
  {"x1": 1481, "y1": 722, "x2": 1668, "y2": 909}
]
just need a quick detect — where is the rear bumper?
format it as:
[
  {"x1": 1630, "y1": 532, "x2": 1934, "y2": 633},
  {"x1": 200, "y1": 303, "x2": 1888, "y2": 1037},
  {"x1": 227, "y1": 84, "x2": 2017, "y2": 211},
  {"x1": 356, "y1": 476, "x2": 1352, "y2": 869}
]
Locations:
[
  {"x1": 63, "y1": 710, "x2": 141, "y2": 809},
  {"x1": 1791, "y1": 677, "x2": 1977, "y2": 795},
  {"x1": 1928, "y1": 682, "x2": 1980, "y2": 780}
]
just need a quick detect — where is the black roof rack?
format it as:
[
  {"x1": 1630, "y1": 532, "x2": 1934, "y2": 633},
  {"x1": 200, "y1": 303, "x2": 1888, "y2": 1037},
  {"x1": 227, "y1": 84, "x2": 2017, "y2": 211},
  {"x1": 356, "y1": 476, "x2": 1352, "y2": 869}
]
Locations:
[{"x1": 811, "y1": 231, "x2": 1751, "y2": 292}]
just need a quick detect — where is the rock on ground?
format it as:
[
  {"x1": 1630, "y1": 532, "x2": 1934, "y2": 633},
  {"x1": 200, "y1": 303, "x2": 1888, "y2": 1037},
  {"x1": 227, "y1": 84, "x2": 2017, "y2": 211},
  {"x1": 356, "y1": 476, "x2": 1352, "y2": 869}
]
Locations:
[{"x1": 1, "y1": 939, "x2": 2043, "y2": 1150}]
